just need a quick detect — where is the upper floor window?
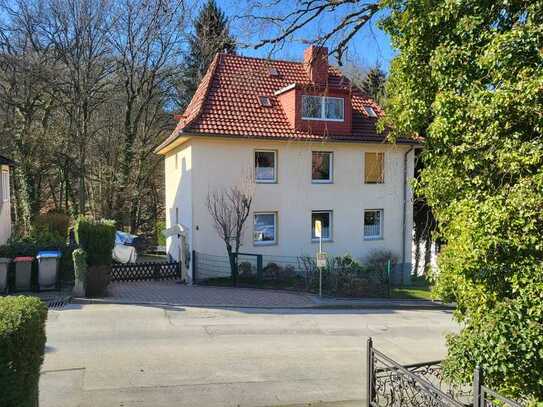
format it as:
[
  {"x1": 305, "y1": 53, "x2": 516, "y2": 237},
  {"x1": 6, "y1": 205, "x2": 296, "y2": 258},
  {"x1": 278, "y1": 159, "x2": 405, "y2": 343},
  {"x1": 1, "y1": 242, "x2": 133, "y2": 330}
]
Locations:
[
  {"x1": 312, "y1": 151, "x2": 333, "y2": 183},
  {"x1": 364, "y1": 152, "x2": 384, "y2": 184},
  {"x1": 302, "y1": 96, "x2": 344, "y2": 121},
  {"x1": 255, "y1": 150, "x2": 277, "y2": 183},
  {"x1": 1, "y1": 170, "x2": 9, "y2": 203}
]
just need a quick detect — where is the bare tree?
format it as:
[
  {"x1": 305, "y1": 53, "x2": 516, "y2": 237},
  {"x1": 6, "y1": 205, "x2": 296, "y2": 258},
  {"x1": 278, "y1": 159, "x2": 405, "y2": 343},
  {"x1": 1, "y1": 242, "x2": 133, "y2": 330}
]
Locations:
[
  {"x1": 206, "y1": 179, "x2": 253, "y2": 284},
  {"x1": 238, "y1": 0, "x2": 381, "y2": 64}
]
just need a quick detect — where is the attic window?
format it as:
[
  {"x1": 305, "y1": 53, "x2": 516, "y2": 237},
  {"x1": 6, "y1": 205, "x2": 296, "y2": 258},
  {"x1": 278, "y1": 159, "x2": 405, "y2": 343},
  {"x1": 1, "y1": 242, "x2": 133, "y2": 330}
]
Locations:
[
  {"x1": 364, "y1": 106, "x2": 378, "y2": 118},
  {"x1": 268, "y1": 66, "x2": 279, "y2": 77},
  {"x1": 258, "y1": 96, "x2": 272, "y2": 107}
]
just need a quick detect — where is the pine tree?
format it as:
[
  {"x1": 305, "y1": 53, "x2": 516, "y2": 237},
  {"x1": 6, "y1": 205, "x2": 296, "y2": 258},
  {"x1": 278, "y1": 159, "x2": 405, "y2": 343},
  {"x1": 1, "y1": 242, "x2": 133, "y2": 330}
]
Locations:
[
  {"x1": 179, "y1": 0, "x2": 236, "y2": 109},
  {"x1": 361, "y1": 66, "x2": 386, "y2": 105}
]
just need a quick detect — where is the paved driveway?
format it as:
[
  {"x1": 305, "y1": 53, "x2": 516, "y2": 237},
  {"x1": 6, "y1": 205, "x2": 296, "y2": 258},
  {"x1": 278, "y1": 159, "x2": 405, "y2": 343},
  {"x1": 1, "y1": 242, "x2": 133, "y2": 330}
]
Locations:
[
  {"x1": 105, "y1": 280, "x2": 315, "y2": 307},
  {"x1": 40, "y1": 304, "x2": 457, "y2": 407}
]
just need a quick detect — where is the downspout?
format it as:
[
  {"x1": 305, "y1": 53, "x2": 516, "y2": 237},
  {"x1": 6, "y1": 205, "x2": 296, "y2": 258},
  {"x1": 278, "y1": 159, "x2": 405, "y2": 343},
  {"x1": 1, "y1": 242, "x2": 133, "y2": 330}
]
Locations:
[{"x1": 401, "y1": 146, "x2": 414, "y2": 286}]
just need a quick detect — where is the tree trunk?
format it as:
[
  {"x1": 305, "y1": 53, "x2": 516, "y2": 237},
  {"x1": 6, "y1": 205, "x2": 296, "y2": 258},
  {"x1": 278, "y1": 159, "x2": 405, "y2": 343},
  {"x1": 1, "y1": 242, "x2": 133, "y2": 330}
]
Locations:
[{"x1": 423, "y1": 238, "x2": 432, "y2": 276}]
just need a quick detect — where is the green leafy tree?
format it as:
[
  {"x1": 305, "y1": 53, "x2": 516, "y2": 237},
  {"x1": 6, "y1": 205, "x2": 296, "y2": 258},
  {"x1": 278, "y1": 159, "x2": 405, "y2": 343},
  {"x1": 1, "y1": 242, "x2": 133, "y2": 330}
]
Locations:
[
  {"x1": 179, "y1": 0, "x2": 236, "y2": 108},
  {"x1": 382, "y1": 0, "x2": 543, "y2": 400},
  {"x1": 361, "y1": 66, "x2": 386, "y2": 105}
]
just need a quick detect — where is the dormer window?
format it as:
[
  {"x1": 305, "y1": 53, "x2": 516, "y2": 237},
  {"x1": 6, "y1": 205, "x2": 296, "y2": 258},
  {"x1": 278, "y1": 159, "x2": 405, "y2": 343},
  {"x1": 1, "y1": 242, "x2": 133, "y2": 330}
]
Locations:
[
  {"x1": 302, "y1": 95, "x2": 344, "y2": 121},
  {"x1": 364, "y1": 106, "x2": 378, "y2": 118},
  {"x1": 258, "y1": 96, "x2": 272, "y2": 107}
]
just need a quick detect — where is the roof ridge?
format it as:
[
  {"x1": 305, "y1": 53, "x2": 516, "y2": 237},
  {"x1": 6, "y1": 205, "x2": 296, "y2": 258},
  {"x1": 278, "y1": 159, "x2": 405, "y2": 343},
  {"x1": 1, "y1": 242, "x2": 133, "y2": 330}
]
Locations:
[{"x1": 219, "y1": 52, "x2": 302, "y2": 66}]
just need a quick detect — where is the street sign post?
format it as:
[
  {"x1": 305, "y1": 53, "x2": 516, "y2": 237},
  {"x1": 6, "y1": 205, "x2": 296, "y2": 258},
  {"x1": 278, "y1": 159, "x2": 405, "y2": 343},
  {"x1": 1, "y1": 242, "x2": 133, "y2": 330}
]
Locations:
[{"x1": 314, "y1": 220, "x2": 325, "y2": 297}]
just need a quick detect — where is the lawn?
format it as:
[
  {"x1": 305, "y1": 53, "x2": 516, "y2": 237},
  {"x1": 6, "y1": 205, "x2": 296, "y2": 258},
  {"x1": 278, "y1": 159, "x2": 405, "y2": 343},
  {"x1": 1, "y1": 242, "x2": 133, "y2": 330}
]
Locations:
[{"x1": 390, "y1": 286, "x2": 434, "y2": 300}]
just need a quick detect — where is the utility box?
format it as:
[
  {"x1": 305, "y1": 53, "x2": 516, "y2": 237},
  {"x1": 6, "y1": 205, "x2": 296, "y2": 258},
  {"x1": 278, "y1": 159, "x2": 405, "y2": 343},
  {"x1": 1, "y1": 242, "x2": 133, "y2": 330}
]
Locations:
[
  {"x1": 14, "y1": 256, "x2": 33, "y2": 291},
  {"x1": 0, "y1": 258, "x2": 10, "y2": 293},
  {"x1": 37, "y1": 250, "x2": 61, "y2": 291}
]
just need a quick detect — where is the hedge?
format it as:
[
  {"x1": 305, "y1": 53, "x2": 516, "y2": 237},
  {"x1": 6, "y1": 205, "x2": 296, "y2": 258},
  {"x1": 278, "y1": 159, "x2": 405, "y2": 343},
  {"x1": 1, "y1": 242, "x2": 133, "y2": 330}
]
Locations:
[
  {"x1": 74, "y1": 217, "x2": 116, "y2": 266},
  {"x1": 0, "y1": 296, "x2": 48, "y2": 407}
]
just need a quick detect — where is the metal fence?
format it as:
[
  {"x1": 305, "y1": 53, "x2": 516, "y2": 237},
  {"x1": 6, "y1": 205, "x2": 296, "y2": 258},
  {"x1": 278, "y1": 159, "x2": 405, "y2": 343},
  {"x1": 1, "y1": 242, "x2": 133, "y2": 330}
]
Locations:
[
  {"x1": 367, "y1": 338, "x2": 524, "y2": 407},
  {"x1": 193, "y1": 251, "x2": 402, "y2": 297},
  {"x1": 110, "y1": 261, "x2": 180, "y2": 282}
]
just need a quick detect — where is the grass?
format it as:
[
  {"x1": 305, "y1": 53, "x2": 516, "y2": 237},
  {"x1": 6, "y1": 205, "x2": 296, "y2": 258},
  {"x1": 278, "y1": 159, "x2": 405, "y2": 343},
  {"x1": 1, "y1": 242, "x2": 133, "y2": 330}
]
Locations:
[{"x1": 390, "y1": 286, "x2": 434, "y2": 300}]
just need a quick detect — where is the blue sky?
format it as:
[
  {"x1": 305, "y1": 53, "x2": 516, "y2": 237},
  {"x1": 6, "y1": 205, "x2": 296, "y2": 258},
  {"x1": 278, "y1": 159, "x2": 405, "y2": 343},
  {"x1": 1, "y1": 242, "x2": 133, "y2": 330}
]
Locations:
[{"x1": 215, "y1": 0, "x2": 396, "y2": 72}]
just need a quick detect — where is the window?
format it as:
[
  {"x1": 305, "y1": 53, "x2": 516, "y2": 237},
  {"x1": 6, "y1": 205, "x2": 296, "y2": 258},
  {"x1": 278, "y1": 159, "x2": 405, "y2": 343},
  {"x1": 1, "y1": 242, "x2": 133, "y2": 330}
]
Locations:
[
  {"x1": 364, "y1": 209, "x2": 383, "y2": 240},
  {"x1": 302, "y1": 96, "x2": 344, "y2": 121},
  {"x1": 1, "y1": 170, "x2": 9, "y2": 203},
  {"x1": 258, "y1": 96, "x2": 272, "y2": 107},
  {"x1": 254, "y1": 212, "x2": 277, "y2": 244},
  {"x1": 364, "y1": 152, "x2": 385, "y2": 184},
  {"x1": 311, "y1": 211, "x2": 332, "y2": 240},
  {"x1": 312, "y1": 152, "x2": 333, "y2": 183},
  {"x1": 255, "y1": 150, "x2": 277, "y2": 183},
  {"x1": 364, "y1": 106, "x2": 378, "y2": 118}
]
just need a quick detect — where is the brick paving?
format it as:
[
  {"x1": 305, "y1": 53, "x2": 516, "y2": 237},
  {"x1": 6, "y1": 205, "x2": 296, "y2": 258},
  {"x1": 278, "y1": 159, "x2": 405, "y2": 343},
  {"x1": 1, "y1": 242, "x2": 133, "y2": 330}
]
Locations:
[{"x1": 105, "y1": 281, "x2": 315, "y2": 307}]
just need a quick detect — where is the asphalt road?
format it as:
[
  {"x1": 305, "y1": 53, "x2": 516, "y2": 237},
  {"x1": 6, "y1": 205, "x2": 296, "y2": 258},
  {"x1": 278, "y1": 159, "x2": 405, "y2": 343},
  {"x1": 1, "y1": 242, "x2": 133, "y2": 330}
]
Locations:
[{"x1": 40, "y1": 304, "x2": 457, "y2": 407}]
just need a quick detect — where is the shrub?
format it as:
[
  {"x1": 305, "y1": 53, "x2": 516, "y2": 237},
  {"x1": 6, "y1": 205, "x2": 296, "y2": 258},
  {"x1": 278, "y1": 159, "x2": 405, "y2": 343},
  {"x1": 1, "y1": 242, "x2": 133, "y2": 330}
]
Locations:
[
  {"x1": 263, "y1": 262, "x2": 282, "y2": 279},
  {"x1": 86, "y1": 265, "x2": 110, "y2": 297},
  {"x1": 238, "y1": 261, "x2": 253, "y2": 277},
  {"x1": 34, "y1": 212, "x2": 70, "y2": 239},
  {"x1": 156, "y1": 220, "x2": 166, "y2": 247},
  {"x1": 0, "y1": 296, "x2": 47, "y2": 407},
  {"x1": 74, "y1": 217, "x2": 116, "y2": 266}
]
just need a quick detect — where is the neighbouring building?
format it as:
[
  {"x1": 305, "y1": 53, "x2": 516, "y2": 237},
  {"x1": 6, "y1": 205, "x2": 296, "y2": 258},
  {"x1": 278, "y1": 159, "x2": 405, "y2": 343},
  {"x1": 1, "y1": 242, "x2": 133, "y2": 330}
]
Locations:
[
  {"x1": 0, "y1": 155, "x2": 15, "y2": 245},
  {"x1": 156, "y1": 46, "x2": 419, "y2": 284}
]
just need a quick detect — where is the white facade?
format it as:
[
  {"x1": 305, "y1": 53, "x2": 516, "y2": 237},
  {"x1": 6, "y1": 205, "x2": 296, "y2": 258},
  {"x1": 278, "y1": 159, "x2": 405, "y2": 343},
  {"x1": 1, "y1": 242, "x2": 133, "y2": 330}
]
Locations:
[
  {"x1": 0, "y1": 164, "x2": 12, "y2": 245},
  {"x1": 164, "y1": 136, "x2": 415, "y2": 281}
]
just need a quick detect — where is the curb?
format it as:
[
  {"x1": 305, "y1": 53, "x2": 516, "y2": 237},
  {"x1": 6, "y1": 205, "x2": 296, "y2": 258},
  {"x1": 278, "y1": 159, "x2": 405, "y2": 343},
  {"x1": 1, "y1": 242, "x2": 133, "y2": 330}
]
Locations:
[{"x1": 71, "y1": 297, "x2": 455, "y2": 311}]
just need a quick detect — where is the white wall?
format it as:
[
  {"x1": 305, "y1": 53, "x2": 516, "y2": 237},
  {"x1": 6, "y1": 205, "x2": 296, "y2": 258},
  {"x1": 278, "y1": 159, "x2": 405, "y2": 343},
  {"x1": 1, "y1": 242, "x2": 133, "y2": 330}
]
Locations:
[
  {"x1": 186, "y1": 137, "x2": 414, "y2": 268},
  {"x1": 164, "y1": 143, "x2": 193, "y2": 264},
  {"x1": 0, "y1": 165, "x2": 12, "y2": 245}
]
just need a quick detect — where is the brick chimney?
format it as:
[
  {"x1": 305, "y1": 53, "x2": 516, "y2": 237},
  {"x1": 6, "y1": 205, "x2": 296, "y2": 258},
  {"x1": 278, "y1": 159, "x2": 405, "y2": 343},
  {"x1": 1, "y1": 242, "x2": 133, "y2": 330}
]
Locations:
[{"x1": 304, "y1": 45, "x2": 328, "y2": 85}]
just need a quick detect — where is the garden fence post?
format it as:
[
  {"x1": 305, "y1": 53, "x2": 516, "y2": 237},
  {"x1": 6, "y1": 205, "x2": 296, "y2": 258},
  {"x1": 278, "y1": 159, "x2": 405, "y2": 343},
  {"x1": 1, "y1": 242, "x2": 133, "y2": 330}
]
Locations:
[
  {"x1": 367, "y1": 337, "x2": 373, "y2": 407},
  {"x1": 473, "y1": 365, "x2": 482, "y2": 407},
  {"x1": 192, "y1": 250, "x2": 196, "y2": 283},
  {"x1": 153, "y1": 263, "x2": 160, "y2": 280},
  {"x1": 257, "y1": 255, "x2": 263, "y2": 286}
]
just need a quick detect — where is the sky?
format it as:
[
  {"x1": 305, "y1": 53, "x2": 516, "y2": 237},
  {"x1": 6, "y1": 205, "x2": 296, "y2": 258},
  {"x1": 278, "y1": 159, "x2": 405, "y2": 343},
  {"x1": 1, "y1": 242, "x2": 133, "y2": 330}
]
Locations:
[{"x1": 214, "y1": 0, "x2": 396, "y2": 72}]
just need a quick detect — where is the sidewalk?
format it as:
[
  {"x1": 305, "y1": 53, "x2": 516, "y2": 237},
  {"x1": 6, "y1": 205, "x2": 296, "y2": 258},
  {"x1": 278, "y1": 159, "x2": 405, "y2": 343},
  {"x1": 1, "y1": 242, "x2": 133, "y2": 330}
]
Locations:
[{"x1": 73, "y1": 280, "x2": 454, "y2": 310}]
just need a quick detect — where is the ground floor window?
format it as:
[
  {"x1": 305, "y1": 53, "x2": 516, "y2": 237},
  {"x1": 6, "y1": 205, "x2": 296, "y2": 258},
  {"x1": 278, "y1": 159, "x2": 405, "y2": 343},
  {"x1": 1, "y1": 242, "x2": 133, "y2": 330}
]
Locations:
[
  {"x1": 254, "y1": 212, "x2": 277, "y2": 244},
  {"x1": 311, "y1": 210, "x2": 332, "y2": 240},
  {"x1": 364, "y1": 209, "x2": 383, "y2": 240}
]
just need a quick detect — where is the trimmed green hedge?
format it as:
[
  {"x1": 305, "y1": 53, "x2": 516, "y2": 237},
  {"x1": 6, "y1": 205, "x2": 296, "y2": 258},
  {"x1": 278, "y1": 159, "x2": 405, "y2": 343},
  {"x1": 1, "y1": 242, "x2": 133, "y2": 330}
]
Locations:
[
  {"x1": 74, "y1": 217, "x2": 116, "y2": 266},
  {"x1": 0, "y1": 296, "x2": 48, "y2": 407}
]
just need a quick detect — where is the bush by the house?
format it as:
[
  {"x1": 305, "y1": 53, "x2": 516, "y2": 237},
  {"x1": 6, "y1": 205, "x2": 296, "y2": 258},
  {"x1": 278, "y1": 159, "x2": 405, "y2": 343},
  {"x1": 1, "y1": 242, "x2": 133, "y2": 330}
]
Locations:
[
  {"x1": 74, "y1": 217, "x2": 116, "y2": 266},
  {"x1": 156, "y1": 220, "x2": 166, "y2": 247},
  {"x1": 238, "y1": 261, "x2": 253, "y2": 277},
  {"x1": 0, "y1": 296, "x2": 47, "y2": 407},
  {"x1": 74, "y1": 217, "x2": 116, "y2": 297}
]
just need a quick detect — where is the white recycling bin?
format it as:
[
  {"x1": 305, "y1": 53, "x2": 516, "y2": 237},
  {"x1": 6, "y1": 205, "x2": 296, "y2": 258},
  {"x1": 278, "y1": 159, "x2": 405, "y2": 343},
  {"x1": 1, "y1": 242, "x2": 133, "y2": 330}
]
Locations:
[{"x1": 37, "y1": 250, "x2": 61, "y2": 291}]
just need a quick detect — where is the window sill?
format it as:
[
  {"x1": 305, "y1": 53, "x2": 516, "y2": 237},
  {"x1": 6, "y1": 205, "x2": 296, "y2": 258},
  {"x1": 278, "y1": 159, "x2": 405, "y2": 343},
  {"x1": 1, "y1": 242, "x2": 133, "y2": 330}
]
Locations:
[
  {"x1": 363, "y1": 237, "x2": 383, "y2": 241},
  {"x1": 256, "y1": 180, "x2": 277, "y2": 184},
  {"x1": 311, "y1": 239, "x2": 333, "y2": 243},
  {"x1": 253, "y1": 241, "x2": 277, "y2": 246},
  {"x1": 364, "y1": 182, "x2": 385, "y2": 185},
  {"x1": 302, "y1": 117, "x2": 344, "y2": 122},
  {"x1": 311, "y1": 180, "x2": 333, "y2": 184}
]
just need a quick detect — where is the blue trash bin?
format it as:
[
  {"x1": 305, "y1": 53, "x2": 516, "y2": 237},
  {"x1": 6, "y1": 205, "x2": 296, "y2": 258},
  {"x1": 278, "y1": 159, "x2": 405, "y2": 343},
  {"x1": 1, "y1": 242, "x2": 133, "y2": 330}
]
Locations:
[{"x1": 37, "y1": 250, "x2": 61, "y2": 291}]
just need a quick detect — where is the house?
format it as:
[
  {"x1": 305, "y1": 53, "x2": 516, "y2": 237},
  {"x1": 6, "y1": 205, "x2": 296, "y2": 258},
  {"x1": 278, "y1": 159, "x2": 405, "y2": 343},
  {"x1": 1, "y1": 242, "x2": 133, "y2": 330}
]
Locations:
[
  {"x1": 0, "y1": 155, "x2": 15, "y2": 245},
  {"x1": 155, "y1": 46, "x2": 419, "y2": 284}
]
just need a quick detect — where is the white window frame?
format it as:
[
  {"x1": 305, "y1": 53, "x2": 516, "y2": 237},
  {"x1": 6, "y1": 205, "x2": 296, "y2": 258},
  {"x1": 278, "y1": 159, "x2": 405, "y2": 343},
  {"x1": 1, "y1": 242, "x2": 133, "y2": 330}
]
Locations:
[
  {"x1": 363, "y1": 209, "x2": 383, "y2": 240},
  {"x1": 311, "y1": 151, "x2": 333, "y2": 183},
  {"x1": 311, "y1": 210, "x2": 333, "y2": 241},
  {"x1": 302, "y1": 95, "x2": 344, "y2": 122},
  {"x1": 253, "y1": 212, "x2": 277, "y2": 245},
  {"x1": 1, "y1": 170, "x2": 9, "y2": 203},
  {"x1": 255, "y1": 150, "x2": 277, "y2": 183}
]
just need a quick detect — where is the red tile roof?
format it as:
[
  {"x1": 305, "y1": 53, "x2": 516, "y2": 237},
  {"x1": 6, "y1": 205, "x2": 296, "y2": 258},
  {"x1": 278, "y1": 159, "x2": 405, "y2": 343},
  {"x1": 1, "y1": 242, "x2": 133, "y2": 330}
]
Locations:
[{"x1": 156, "y1": 53, "x2": 417, "y2": 152}]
